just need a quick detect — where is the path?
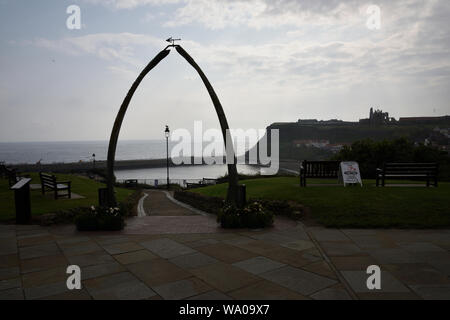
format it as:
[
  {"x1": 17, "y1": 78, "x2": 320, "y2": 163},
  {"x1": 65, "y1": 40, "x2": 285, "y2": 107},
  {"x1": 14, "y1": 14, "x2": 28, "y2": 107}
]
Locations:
[{"x1": 0, "y1": 191, "x2": 449, "y2": 300}]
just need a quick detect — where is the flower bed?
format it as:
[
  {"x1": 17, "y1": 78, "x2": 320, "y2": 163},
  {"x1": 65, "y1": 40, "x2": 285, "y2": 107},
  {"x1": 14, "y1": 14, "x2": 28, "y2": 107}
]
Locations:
[
  {"x1": 217, "y1": 201, "x2": 274, "y2": 229},
  {"x1": 75, "y1": 206, "x2": 125, "y2": 231}
]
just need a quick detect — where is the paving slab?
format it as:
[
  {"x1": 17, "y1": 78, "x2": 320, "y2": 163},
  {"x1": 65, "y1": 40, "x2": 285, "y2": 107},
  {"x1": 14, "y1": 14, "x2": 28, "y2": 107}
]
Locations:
[
  {"x1": 251, "y1": 232, "x2": 298, "y2": 245},
  {"x1": 127, "y1": 259, "x2": 191, "y2": 287},
  {"x1": 357, "y1": 292, "x2": 420, "y2": 300},
  {"x1": 17, "y1": 235, "x2": 54, "y2": 247},
  {"x1": 320, "y1": 241, "x2": 363, "y2": 257},
  {"x1": 261, "y1": 247, "x2": 313, "y2": 268},
  {"x1": 22, "y1": 266, "x2": 67, "y2": 288},
  {"x1": 229, "y1": 280, "x2": 309, "y2": 300},
  {"x1": 84, "y1": 272, "x2": 156, "y2": 300},
  {"x1": 60, "y1": 241, "x2": 103, "y2": 257},
  {"x1": 345, "y1": 235, "x2": 396, "y2": 249},
  {"x1": 19, "y1": 242, "x2": 60, "y2": 260},
  {"x1": 140, "y1": 238, "x2": 196, "y2": 259},
  {"x1": 301, "y1": 260, "x2": 337, "y2": 279},
  {"x1": 382, "y1": 263, "x2": 450, "y2": 286},
  {"x1": 397, "y1": 242, "x2": 447, "y2": 253},
  {"x1": 409, "y1": 284, "x2": 450, "y2": 300},
  {"x1": 232, "y1": 240, "x2": 280, "y2": 255},
  {"x1": 0, "y1": 287, "x2": 24, "y2": 300},
  {"x1": 341, "y1": 270, "x2": 410, "y2": 293},
  {"x1": 23, "y1": 281, "x2": 68, "y2": 300},
  {"x1": 188, "y1": 290, "x2": 233, "y2": 300},
  {"x1": 114, "y1": 250, "x2": 158, "y2": 265},
  {"x1": 190, "y1": 262, "x2": 260, "y2": 293},
  {"x1": 309, "y1": 228, "x2": 350, "y2": 242},
  {"x1": 153, "y1": 277, "x2": 211, "y2": 300},
  {"x1": 330, "y1": 255, "x2": 378, "y2": 271},
  {"x1": 260, "y1": 266, "x2": 337, "y2": 296},
  {"x1": 368, "y1": 247, "x2": 421, "y2": 264},
  {"x1": 0, "y1": 240, "x2": 17, "y2": 255},
  {"x1": 0, "y1": 266, "x2": 20, "y2": 280},
  {"x1": 281, "y1": 240, "x2": 315, "y2": 252},
  {"x1": 169, "y1": 252, "x2": 218, "y2": 270},
  {"x1": 232, "y1": 256, "x2": 285, "y2": 275},
  {"x1": 67, "y1": 251, "x2": 115, "y2": 267},
  {"x1": 0, "y1": 277, "x2": 21, "y2": 291},
  {"x1": 310, "y1": 284, "x2": 352, "y2": 300},
  {"x1": 0, "y1": 254, "x2": 19, "y2": 268},
  {"x1": 20, "y1": 254, "x2": 68, "y2": 273},
  {"x1": 196, "y1": 243, "x2": 257, "y2": 264},
  {"x1": 39, "y1": 288, "x2": 92, "y2": 300},
  {"x1": 102, "y1": 242, "x2": 144, "y2": 255},
  {"x1": 94, "y1": 236, "x2": 131, "y2": 246},
  {"x1": 81, "y1": 261, "x2": 126, "y2": 280},
  {"x1": 186, "y1": 238, "x2": 220, "y2": 248}
]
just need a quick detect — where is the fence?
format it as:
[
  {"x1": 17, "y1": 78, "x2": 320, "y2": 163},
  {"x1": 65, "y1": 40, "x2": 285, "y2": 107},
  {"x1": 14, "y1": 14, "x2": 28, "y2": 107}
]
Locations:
[{"x1": 116, "y1": 178, "x2": 217, "y2": 188}]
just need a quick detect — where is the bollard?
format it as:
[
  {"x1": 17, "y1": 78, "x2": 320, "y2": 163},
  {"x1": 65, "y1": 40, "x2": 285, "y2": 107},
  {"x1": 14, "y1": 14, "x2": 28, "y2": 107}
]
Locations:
[
  {"x1": 11, "y1": 178, "x2": 32, "y2": 224},
  {"x1": 98, "y1": 188, "x2": 108, "y2": 207},
  {"x1": 237, "y1": 184, "x2": 247, "y2": 208}
]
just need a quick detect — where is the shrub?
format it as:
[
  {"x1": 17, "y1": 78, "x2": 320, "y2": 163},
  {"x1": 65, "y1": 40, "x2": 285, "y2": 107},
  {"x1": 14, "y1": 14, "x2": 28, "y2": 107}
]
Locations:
[
  {"x1": 75, "y1": 206, "x2": 125, "y2": 231},
  {"x1": 217, "y1": 201, "x2": 273, "y2": 229},
  {"x1": 74, "y1": 212, "x2": 98, "y2": 231}
]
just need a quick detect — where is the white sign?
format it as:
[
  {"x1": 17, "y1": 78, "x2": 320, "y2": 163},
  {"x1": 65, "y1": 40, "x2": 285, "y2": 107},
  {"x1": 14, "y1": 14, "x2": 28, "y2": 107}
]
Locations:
[{"x1": 339, "y1": 161, "x2": 363, "y2": 186}]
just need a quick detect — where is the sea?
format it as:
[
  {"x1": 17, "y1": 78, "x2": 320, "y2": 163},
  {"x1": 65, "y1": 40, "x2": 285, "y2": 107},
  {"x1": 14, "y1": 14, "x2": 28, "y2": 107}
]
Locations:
[{"x1": 0, "y1": 140, "x2": 261, "y2": 180}]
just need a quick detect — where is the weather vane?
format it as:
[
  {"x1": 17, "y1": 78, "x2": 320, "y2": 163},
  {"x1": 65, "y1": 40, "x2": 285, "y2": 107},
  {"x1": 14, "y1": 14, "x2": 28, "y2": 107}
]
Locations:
[{"x1": 166, "y1": 36, "x2": 181, "y2": 46}]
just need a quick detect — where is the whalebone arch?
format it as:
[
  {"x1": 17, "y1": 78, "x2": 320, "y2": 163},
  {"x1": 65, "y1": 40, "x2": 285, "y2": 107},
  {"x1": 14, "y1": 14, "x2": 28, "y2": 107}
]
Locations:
[{"x1": 106, "y1": 45, "x2": 239, "y2": 206}]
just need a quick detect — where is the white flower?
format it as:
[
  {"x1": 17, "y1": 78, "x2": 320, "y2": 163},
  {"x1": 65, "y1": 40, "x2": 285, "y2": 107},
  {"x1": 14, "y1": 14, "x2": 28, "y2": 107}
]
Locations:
[{"x1": 91, "y1": 206, "x2": 95, "y2": 211}]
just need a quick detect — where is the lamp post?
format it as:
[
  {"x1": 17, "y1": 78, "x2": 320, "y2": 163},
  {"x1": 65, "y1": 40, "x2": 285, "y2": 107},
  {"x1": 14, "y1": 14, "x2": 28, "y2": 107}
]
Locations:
[
  {"x1": 92, "y1": 153, "x2": 96, "y2": 170},
  {"x1": 165, "y1": 125, "x2": 170, "y2": 190}
]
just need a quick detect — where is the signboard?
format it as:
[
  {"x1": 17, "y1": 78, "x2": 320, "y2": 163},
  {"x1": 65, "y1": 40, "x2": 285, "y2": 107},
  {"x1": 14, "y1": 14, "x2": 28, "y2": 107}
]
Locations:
[{"x1": 339, "y1": 161, "x2": 363, "y2": 186}]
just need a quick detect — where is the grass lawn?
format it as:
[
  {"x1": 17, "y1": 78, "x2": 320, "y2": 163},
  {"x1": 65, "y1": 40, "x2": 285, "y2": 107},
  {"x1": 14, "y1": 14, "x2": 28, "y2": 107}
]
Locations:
[
  {"x1": 0, "y1": 173, "x2": 134, "y2": 222},
  {"x1": 191, "y1": 177, "x2": 450, "y2": 228}
]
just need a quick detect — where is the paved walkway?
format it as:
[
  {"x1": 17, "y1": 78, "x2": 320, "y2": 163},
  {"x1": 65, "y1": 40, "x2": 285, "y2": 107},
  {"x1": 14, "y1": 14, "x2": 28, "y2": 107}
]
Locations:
[{"x1": 0, "y1": 191, "x2": 449, "y2": 300}]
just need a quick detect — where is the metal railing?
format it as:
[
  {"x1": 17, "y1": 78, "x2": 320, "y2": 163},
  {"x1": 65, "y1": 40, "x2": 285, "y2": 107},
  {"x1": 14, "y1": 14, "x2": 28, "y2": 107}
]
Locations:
[{"x1": 116, "y1": 178, "x2": 217, "y2": 188}]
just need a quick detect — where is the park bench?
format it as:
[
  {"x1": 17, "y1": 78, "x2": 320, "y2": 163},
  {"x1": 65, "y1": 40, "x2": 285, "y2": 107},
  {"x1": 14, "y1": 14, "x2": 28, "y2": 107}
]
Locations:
[
  {"x1": 39, "y1": 172, "x2": 72, "y2": 199},
  {"x1": 1, "y1": 166, "x2": 22, "y2": 187},
  {"x1": 376, "y1": 162, "x2": 438, "y2": 187},
  {"x1": 299, "y1": 160, "x2": 340, "y2": 187},
  {"x1": 124, "y1": 179, "x2": 138, "y2": 188}
]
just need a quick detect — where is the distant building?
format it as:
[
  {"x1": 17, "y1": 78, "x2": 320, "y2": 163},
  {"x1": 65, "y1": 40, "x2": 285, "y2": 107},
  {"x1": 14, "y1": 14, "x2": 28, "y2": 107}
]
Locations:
[
  {"x1": 399, "y1": 116, "x2": 450, "y2": 124},
  {"x1": 359, "y1": 107, "x2": 395, "y2": 125}
]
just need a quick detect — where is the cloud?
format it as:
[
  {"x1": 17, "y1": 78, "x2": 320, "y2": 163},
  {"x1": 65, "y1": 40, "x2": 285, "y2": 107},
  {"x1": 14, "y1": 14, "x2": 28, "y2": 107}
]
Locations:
[
  {"x1": 82, "y1": 0, "x2": 182, "y2": 9},
  {"x1": 33, "y1": 33, "x2": 164, "y2": 66}
]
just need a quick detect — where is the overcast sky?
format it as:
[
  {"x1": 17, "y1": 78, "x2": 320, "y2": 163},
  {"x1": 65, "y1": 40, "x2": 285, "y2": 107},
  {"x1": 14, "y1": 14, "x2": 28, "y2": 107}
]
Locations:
[{"x1": 0, "y1": 0, "x2": 449, "y2": 142}]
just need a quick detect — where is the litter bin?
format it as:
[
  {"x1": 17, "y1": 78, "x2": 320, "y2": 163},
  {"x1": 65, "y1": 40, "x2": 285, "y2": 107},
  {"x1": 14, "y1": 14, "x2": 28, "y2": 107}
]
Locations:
[
  {"x1": 98, "y1": 188, "x2": 108, "y2": 207},
  {"x1": 237, "y1": 184, "x2": 247, "y2": 208},
  {"x1": 11, "y1": 178, "x2": 32, "y2": 224}
]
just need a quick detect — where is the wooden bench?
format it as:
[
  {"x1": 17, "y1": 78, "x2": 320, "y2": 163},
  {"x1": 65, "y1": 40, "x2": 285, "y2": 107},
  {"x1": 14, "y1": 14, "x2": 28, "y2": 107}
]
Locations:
[
  {"x1": 376, "y1": 162, "x2": 438, "y2": 187},
  {"x1": 2, "y1": 166, "x2": 21, "y2": 187},
  {"x1": 124, "y1": 179, "x2": 138, "y2": 188},
  {"x1": 39, "y1": 172, "x2": 72, "y2": 199},
  {"x1": 299, "y1": 160, "x2": 340, "y2": 187}
]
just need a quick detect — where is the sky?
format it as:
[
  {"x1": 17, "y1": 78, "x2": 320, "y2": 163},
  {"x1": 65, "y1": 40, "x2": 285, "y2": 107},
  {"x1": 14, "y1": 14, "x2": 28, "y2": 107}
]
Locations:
[{"x1": 0, "y1": 0, "x2": 449, "y2": 142}]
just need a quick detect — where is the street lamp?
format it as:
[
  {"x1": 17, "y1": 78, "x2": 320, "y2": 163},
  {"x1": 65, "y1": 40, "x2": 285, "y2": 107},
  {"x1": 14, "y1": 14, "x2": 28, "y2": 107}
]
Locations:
[
  {"x1": 92, "y1": 153, "x2": 96, "y2": 170},
  {"x1": 165, "y1": 125, "x2": 170, "y2": 190}
]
